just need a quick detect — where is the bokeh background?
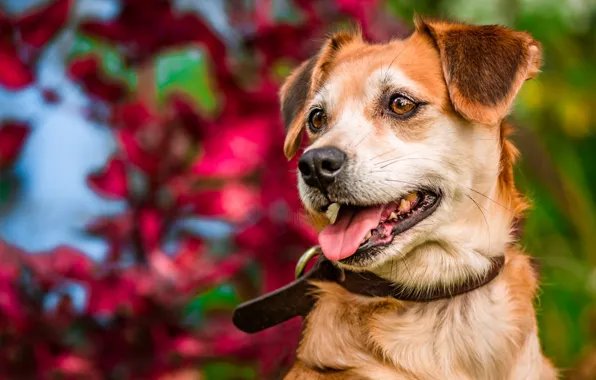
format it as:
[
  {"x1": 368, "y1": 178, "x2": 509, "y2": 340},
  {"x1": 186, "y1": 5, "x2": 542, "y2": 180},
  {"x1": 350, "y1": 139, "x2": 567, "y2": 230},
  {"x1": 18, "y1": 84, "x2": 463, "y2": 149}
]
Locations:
[{"x1": 0, "y1": 0, "x2": 594, "y2": 379}]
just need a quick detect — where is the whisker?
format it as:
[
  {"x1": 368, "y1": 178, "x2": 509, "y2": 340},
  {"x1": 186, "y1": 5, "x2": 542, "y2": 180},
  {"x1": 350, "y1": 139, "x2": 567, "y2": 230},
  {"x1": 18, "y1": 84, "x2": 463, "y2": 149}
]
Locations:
[
  {"x1": 373, "y1": 136, "x2": 501, "y2": 168},
  {"x1": 465, "y1": 193, "x2": 491, "y2": 255},
  {"x1": 382, "y1": 178, "x2": 419, "y2": 187},
  {"x1": 379, "y1": 157, "x2": 447, "y2": 169},
  {"x1": 376, "y1": 158, "x2": 513, "y2": 215},
  {"x1": 468, "y1": 188, "x2": 512, "y2": 213},
  {"x1": 374, "y1": 147, "x2": 432, "y2": 166},
  {"x1": 369, "y1": 170, "x2": 419, "y2": 175},
  {"x1": 399, "y1": 251, "x2": 414, "y2": 283},
  {"x1": 353, "y1": 130, "x2": 372, "y2": 148},
  {"x1": 346, "y1": 129, "x2": 365, "y2": 147},
  {"x1": 369, "y1": 148, "x2": 397, "y2": 163}
]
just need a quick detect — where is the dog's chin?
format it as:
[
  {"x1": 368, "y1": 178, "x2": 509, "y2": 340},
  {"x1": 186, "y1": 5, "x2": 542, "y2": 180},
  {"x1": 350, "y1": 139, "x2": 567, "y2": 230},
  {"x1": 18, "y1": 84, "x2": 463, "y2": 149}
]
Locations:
[
  {"x1": 304, "y1": 189, "x2": 442, "y2": 270},
  {"x1": 337, "y1": 240, "x2": 412, "y2": 270}
]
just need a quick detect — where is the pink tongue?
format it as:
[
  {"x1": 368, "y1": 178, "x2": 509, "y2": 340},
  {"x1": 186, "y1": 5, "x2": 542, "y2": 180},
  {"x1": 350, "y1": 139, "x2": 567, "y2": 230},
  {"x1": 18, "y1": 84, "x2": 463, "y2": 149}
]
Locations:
[{"x1": 319, "y1": 205, "x2": 385, "y2": 261}]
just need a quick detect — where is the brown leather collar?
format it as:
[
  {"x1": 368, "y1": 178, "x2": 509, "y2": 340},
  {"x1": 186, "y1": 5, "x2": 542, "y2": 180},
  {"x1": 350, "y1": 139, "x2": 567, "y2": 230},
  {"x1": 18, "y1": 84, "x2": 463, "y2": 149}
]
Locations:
[{"x1": 233, "y1": 254, "x2": 505, "y2": 334}]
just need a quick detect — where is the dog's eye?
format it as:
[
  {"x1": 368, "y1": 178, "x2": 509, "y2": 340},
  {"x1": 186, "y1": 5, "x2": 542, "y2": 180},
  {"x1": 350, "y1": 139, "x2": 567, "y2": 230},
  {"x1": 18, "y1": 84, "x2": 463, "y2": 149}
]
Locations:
[
  {"x1": 389, "y1": 95, "x2": 417, "y2": 116},
  {"x1": 308, "y1": 109, "x2": 327, "y2": 132}
]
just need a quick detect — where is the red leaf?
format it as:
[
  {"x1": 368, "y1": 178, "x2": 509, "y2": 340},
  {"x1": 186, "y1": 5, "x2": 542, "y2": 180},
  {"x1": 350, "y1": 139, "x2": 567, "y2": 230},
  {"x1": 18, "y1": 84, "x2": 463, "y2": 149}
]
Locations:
[
  {"x1": 118, "y1": 129, "x2": 160, "y2": 174},
  {"x1": 147, "y1": 242, "x2": 245, "y2": 294},
  {"x1": 0, "y1": 242, "x2": 23, "y2": 283},
  {"x1": 86, "y1": 214, "x2": 133, "y2": 243},
  {"x1": 336, "y1": 0, "x2": 376, "y2": 19},
  {"x1": 170, "y1": 238, "x2": 205, "y2": 272},
  {"x1": 49, "y1": 354, "x2": 99, "y2": 379},
  {"x1": 26, "y1": 246, "x2": 95, "y2": 283},
  {"x1": 138, "y1": 208, "x2": 163, "y2": 252},
  {"x1": 86, "y1": 214, "x2": 133, "y2": 262},
  {"x1": 179, "y1": 255, "x2": 247, "y2": 293},
  {"x1": 178, "y1": 182, "x2": 261, "y2": 222},
  {"x1": 193, "y1": 117, "x2": 273, "y2": 178},
  {"x1": 0, "y1": 48, "x2": 34, "y2": 89},
  {"x1": 169, "y1": 335, "x2": 206, "y2": 358},
  {"x1": 168, "y1": 95, "x2": 204, "y2": 141},
  {"x1": 16, "y1": 0, "x2": 71, "y2": 48},
  {"x1": 0, "y1": 121, "x2": 30, "y2": 169},
  {"x1": 249, "y1": 24, "x2": 316, "y2": 66},
  {"x1": 88, "y1": 158, "x2": 128, "y2": 199},
  {"x1": 68, "y1": 57, "x2": 128, "y2": 102},
  {"x1": 0, "y1": 281, "x2": 26, "y2": 331},
  {"x1": 68, "y1": 56, "x2": 99, "y2": 78},
  {"x1": 86, "y1": 275, "x2": 138, "y2": 316},
  {"x1": 112, "y1": 102, "x2": 156, "y2": 132}
]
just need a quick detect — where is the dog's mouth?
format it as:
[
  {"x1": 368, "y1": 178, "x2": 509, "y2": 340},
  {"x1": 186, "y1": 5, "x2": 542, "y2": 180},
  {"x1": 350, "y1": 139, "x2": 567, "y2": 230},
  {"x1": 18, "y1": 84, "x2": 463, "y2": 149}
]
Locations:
[{"x1": 318, "y1": 190, "x2": 441, "y2": 263}]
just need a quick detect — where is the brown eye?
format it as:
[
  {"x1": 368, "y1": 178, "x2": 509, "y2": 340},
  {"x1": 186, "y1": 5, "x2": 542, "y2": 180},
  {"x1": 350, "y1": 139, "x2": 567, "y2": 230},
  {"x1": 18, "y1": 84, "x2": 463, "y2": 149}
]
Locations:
[
  {"x1": 389, "y1": 95, "x2": 417, "y2": 116},
  {"x1": 308, "y1": 109, "x2": 327, "y2": 132}
]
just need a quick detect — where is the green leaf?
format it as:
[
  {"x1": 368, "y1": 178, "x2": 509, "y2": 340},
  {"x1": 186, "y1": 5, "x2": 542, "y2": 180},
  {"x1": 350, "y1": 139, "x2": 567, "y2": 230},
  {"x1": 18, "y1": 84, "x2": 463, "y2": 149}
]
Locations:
[
  {"x1": 155, "y1": 49, "x2": 219, "y2": 115},
  {"x1": 69, "y1": 34, "x2": 138, "y2": 89},
  {"x1": 203, "y1": 362, "x2": 256, "y2": 380},
  {"x1": 185, "y1": 284, "x2": 240, "y2": 322}
]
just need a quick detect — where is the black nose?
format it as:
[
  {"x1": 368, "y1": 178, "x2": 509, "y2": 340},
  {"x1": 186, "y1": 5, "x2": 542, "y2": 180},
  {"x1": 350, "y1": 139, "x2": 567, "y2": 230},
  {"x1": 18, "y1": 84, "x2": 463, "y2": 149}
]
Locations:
[{"x1": 298, "y1": 147, "x2": 347, "y2": 191}]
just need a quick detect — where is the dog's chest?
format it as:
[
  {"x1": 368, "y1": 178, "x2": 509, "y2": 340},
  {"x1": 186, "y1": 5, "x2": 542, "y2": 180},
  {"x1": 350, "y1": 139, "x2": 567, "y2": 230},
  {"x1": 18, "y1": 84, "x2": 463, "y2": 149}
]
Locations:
[{"x1": 297, "y1": 281, "x2": 523, "y2": 380}]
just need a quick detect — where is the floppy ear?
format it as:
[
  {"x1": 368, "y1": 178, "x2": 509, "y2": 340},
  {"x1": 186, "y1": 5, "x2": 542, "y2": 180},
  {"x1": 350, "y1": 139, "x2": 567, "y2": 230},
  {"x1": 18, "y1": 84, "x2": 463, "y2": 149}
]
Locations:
[
  {"x1": 280, "y1": 57, "x2": 317, "y2": 159},
  {"x1": 279, "y1": 30, "x2": 362, "y2": 158},
  {"x1": 415, "y1": 17, "x2": 541, "y2": 125}
]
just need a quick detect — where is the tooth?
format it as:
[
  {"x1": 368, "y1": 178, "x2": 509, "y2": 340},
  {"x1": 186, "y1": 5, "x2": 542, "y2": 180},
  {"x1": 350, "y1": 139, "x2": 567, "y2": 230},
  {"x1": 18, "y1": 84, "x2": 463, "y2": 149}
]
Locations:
[
  {"x1": 398, "y1": 199, "x2": 411, "y2": 213},
  {"x1": 389, "y1": 212, "x2": 398, "y2": 220},
  {"x1": 405, "y1": 192, "x2": 418, "y2": 203},
  {"x1": 326, "y1": 203, "x2": 340, "y2": 224},
  {"x1": 364, "y1": 231, "x2": 372, "y2": 240}
]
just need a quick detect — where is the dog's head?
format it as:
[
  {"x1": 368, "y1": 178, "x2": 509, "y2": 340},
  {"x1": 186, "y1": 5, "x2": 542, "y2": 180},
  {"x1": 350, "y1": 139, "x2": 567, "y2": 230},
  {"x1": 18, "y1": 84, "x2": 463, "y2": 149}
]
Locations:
[{"x1": 280, "y1": 18, "x2": 540, "y2": 283}]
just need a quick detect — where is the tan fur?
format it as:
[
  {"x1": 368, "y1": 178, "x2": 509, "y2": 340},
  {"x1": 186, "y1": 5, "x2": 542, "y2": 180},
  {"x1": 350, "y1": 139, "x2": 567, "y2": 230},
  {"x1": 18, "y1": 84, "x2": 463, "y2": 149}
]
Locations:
[
  {"x1": 287, "y1": 249, "x2": 556, "y2": 380},
  {"x1": 280, "y1": 17, "x2": 556, "y2": 379}
]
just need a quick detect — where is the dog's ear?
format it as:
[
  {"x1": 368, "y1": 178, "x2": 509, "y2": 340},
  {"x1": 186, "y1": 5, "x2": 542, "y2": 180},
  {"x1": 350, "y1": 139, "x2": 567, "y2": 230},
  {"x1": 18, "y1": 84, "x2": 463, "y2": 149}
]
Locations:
[
  {"x1": 280, "y1": 57, "x2": 317, "y2": 159},
  {"x1": 280, "y1": 29, "x2": 362, "y2": 158},
  {"x1": 415, "y1": 17, "x2": 541, "y2": 125}
]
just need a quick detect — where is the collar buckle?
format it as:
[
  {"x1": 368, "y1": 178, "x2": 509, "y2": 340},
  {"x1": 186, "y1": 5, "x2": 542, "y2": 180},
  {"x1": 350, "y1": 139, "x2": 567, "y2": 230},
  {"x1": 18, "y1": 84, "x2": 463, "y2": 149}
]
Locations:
[{"x1": 295, "y1": 246, "x2": 321, "y2": 279}]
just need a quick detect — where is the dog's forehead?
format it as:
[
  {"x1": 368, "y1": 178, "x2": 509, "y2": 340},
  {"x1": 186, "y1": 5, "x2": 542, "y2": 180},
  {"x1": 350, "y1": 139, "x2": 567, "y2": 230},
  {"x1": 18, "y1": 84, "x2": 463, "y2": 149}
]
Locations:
[{"x1": 315, "y1": 35, "x2": 448, "y2": 107}]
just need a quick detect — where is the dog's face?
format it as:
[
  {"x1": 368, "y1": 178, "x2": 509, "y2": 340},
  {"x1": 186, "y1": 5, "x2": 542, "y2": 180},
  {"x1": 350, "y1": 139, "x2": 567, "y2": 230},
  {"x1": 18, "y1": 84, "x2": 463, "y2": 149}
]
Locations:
[{"x1": 280, "y1": 19, "x2": 540, "y2": 275}]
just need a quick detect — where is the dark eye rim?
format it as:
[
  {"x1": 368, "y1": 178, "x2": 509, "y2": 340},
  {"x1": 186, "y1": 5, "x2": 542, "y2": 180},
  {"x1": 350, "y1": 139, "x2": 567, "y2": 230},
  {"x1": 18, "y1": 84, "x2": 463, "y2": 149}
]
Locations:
[
  {"x1": 307, "y1": 108, "x2": 327, "y2": 132},
  {"x1": 387, "y1": 94, "x2": 421, "y2": 118}
]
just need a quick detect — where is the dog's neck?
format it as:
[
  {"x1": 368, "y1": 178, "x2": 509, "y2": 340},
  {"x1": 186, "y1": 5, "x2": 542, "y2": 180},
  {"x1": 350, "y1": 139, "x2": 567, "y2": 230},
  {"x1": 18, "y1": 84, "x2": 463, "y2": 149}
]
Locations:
[{"x1": 371, "y1": 133, "x2": 513, "y2": 290}]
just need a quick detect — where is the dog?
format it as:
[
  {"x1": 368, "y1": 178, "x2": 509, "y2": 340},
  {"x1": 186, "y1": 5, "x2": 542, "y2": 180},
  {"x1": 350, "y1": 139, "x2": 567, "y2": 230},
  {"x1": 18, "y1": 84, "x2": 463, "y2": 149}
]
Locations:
[{"x1": 277, "y1": 17, "x2": 558, "y2": 380}]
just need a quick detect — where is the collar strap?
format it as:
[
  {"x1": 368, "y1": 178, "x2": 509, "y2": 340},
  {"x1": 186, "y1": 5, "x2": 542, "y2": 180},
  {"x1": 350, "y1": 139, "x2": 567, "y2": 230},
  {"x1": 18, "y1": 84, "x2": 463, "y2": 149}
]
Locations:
[{"x1": 233, "y1": 250, "x2": 505, "y2": 334}]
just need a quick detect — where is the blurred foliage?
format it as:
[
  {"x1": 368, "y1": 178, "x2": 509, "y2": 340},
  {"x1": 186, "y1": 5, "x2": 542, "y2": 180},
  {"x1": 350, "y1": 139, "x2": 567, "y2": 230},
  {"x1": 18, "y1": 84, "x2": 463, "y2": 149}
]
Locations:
[{"x1": 388, "y1": 0, "x2": 596, "y2": 372}]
